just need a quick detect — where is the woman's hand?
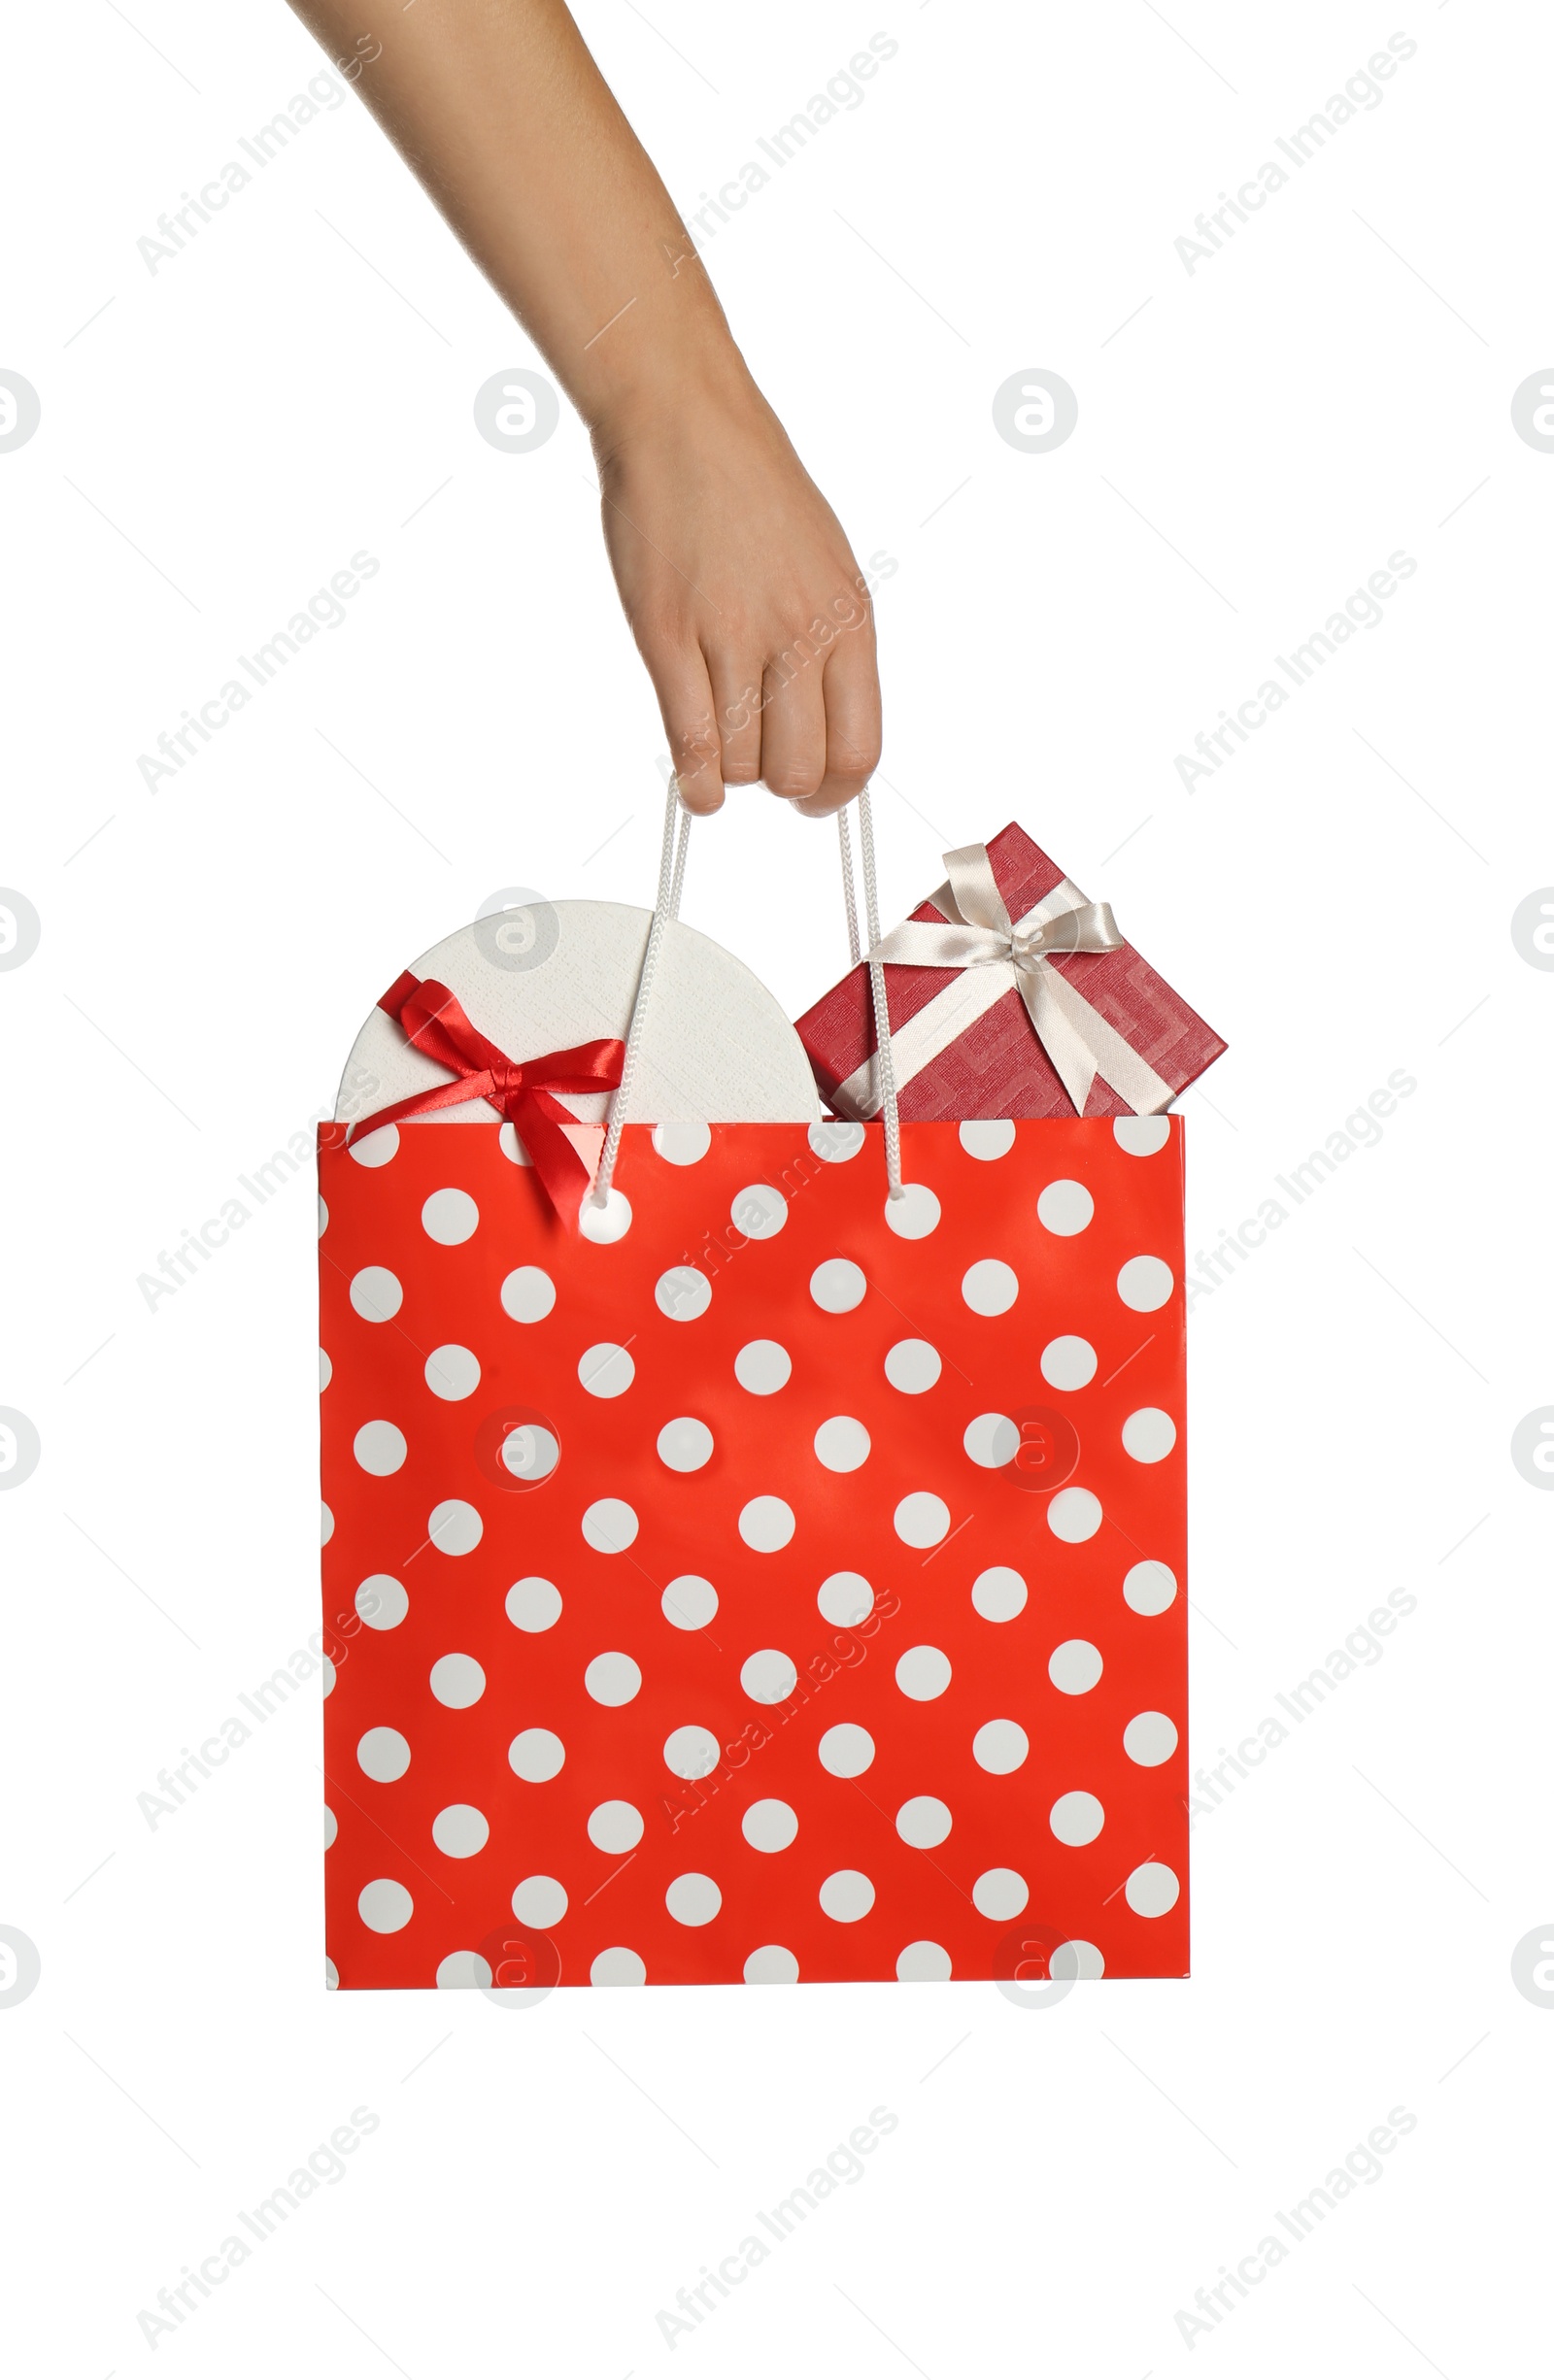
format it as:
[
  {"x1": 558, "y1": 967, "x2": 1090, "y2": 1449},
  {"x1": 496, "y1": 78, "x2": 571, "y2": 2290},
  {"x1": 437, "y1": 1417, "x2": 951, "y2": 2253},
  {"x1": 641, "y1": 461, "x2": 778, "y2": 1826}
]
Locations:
[{"x1": 594, "y1": 367, "x2": 880, "y2": 818}]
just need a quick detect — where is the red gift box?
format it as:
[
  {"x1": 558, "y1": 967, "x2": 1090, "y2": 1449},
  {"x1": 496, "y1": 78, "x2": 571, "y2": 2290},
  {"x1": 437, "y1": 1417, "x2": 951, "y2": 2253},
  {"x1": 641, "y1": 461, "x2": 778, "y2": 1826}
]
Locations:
[{"x1": 795, "y1": 821, "x2": 1227, "y2": 1122}]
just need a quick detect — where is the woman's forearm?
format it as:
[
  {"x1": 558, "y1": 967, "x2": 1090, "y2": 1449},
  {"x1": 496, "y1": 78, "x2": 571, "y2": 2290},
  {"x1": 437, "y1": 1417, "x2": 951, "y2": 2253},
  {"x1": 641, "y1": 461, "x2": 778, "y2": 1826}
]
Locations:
[
  {"x1": 289, "y1": 0, "x2": 743, "y2": 437},
  {"x1": 287, "y1": 0, "x2": 882, "y2": 816}
]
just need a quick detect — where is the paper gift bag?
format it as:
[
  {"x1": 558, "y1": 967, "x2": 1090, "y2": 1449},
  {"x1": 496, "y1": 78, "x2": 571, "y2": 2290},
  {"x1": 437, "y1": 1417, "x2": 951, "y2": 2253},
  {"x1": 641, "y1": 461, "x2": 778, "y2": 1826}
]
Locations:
[
  {"x1": 318, "y1": 1106, "x2": 1188, "y2": 1990},
  {"x1": 318, "y1": 789, "x2": 1195, "y2": 1990}
]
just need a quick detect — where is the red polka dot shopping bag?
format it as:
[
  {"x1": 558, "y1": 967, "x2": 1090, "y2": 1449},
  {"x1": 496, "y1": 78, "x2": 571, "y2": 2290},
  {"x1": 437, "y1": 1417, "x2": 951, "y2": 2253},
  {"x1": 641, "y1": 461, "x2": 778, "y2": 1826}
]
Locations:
[{"x1": 318, "y1": 794, "x2": 1214, "y2": 1990}]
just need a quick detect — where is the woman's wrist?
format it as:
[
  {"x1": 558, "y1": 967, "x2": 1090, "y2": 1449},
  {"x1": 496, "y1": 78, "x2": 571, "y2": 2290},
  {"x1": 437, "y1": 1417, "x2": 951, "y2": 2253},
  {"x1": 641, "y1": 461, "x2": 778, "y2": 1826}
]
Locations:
[{"x1": 575, "y1": 270, "x2": 760, "y2": 460}]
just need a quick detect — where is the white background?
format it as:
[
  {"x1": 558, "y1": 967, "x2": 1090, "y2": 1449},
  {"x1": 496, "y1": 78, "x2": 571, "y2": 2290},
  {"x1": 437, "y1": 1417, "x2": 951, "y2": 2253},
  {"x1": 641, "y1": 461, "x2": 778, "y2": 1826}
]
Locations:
[{"x1": 3, "y1": 0, "x2": 1549, "y2": 2370}]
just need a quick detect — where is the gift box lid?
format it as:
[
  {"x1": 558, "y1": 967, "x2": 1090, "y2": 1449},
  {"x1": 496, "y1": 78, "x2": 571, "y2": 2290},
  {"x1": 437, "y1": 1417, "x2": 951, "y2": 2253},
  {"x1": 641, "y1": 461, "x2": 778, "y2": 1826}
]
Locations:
[
  {"x1": 336, "y1": 902, "x2": 824, "y2": 1125},
  {"x1": 794, "y1": 821, "x2": 1227, "y2": 1122}
]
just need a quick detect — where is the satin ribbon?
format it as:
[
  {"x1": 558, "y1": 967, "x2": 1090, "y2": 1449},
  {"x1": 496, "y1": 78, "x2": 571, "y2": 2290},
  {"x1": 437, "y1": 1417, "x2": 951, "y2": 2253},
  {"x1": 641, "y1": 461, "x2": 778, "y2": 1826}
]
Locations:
[
  {"x1": 348, "y1": 969, "x2": 625, "y2": 1218},
  {"x1": 846, "y1": 843, "x2": 1173, "y2": 1120}
]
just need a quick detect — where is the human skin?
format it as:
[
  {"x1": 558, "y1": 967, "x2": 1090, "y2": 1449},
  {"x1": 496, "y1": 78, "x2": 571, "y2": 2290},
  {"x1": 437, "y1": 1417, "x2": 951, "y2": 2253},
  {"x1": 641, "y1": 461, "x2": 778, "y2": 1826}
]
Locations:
[{"x1": 287, "y1": 0, "x2": 882, "y2": 816}]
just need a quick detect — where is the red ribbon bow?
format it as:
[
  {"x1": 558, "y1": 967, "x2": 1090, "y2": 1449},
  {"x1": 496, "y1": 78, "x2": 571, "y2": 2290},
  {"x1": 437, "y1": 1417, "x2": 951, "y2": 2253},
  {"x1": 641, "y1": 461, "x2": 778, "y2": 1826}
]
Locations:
[{"x1": 347, "y1": 970, "x2": 625, "y2": 1219}]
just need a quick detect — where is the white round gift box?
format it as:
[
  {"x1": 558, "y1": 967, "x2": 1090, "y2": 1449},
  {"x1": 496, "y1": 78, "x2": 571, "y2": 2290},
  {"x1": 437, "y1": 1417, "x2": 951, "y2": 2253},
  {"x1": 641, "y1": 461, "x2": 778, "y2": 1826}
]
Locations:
[{"x1": 334, "y1": 900, "x2": 824, "y2": 1127}]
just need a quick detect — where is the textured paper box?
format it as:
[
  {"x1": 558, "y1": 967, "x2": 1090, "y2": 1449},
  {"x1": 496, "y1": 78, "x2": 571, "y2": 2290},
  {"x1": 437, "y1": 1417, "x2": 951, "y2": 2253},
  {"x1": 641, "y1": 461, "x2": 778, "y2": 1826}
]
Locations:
[
  {"x1": 794, "y1": 822, "x2": 1227, "y2": 1121},
  {"x1": 336, "y1": 901, "x2": 823, "y2": 1126}
]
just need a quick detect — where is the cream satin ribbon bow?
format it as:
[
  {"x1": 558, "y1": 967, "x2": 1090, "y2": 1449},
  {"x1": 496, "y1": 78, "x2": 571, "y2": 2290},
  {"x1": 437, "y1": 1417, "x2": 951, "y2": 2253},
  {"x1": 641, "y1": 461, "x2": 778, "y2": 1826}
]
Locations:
[{"x1": 852, "y1": 841, "x2": 1175, "y2": 1119}]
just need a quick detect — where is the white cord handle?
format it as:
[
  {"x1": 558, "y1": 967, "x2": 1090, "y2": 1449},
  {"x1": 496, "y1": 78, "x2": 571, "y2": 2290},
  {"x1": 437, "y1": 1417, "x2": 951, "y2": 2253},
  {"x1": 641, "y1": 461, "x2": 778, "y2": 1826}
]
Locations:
[
  {"x1": 590, "y1": 783, "x2": 902, "y2": 1205},
  {"x1": 847, "y1": 789, "x2": 895, "y2": 1199}
]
